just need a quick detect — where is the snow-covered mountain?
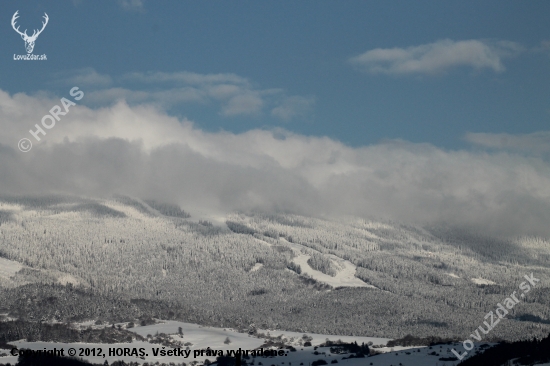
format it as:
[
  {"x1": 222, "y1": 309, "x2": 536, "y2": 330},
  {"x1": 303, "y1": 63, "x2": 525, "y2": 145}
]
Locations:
[{"x1": 0, "y1": 194, "x2": 549, "y2": 364}]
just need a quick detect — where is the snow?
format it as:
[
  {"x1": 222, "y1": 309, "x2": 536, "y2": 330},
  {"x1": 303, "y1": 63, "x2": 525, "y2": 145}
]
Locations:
[
  {"x1": 131, "y1": 321, "x2": 256, "y2": 345},
  {"x1": 471, "y1": 277, "x2": 496, "y2": 285},
  {"x1": 57, "y1": 274, "x2": 80, "y2": 286},
  {"x1": 251, "y1": 233, "x2": 379, "y2": 289},
  {"x1": 0, "y1": 321, "x2": 267, "y2": 365},
  {"x1": 1, "y1": 340, "x2": 490, "y2": 366},
  {"x1": 0, "y1": 257, "x2": 23, "y2": 280},
  {"x1": 0, "y1": 322, "x2": 498, "y2": 366},
  {"x1": 249, "y1": 263, "x2": 263, "y2": 272},
  {"x1": 97, "y1": 199, "x2": 153, "y2": 219},
  {"x1": 292, "y1": 253, "x2": 374, "y2": 288},
  {"x1": 184, "y1": 206, "x2": 229, "y2": 228},
  {"x1": 254, "y1": 327, "x2": 390, "y2": 347},
  {"x1": 0, "y1": 255, "x2": 82, "y2": 288},
  {"x1": 0, "y1": 203, "x2": 21, "y2": 211},
  {"x1": 280, "y1": 237, "x2": 377, "y2": 289}
]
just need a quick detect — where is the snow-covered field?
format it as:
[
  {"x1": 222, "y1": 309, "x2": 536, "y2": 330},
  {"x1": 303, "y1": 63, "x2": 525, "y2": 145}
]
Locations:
[
  {"x1": 0, "y1": 257, "x2": 23, "y2": 281},
  {"x1": 251, "y1": 235, "x2": 373, "y2": 288},
  {"x1": 254, "y1": 326, "x2": 390, "y2": 347},
  {"x1": 291, "y1": 253, "x2": 374, "y2": 288},
  {"x1": 0, "y1": 258, "x2": 23, "y2": 284},
  {"x1": 279, "y1": 237, "x2": 376, "y2": 289},
  {"x1": 0, "y1": 320, "x2": 504, "y2": 366},
  {"x1": 0, "y1": 341, "x2": 494, "y2": 366}
]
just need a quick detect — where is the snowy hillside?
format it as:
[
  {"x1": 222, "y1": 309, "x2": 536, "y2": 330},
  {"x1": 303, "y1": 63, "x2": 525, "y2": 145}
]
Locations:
[{"x1": 0, "y1": 194, "x2": 549, "y2": 342}]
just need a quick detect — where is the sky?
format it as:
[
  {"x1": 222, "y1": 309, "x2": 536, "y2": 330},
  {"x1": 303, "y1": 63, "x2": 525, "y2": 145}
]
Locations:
[{"x1": 1, "y1": 0, "x2": 550, "y2": 237}]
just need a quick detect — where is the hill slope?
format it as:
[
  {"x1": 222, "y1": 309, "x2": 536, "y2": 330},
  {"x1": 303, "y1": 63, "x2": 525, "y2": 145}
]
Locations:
[{"x1": 0, "y1": 195, "x2": 549, "y2": 340}]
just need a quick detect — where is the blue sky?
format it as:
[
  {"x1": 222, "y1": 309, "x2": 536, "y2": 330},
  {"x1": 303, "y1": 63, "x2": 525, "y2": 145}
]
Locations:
[
  {"x1": 2, "y1": 0, "x2": 549, "y2": 148},
  {"x1": 1, "y1": 1, "x2": 550, "y2": 235}
]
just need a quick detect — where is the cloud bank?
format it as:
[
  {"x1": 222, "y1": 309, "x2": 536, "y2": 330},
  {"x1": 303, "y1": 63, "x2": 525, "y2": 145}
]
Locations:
[
  {"x1": 1, "y1": 89, "x2": 550, "y2": 238},
  {"x1": 350, "y1": 39, "x2": 522, "y2": 75}
]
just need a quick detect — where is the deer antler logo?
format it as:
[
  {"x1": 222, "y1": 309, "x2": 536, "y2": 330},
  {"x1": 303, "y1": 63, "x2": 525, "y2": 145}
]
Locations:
[{"x1": 11, "y1": 10, "x2": 49, "y2": 54}]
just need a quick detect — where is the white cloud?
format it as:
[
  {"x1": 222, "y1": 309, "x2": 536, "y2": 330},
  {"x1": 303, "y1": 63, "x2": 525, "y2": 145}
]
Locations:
[
  {"x1": 55, "y1": 68, "x2": 113, "y2": 87},
  {"x1": 531, "y1": 40, "x2": 550, "y2": 56},
  {"x1": 350, "y1": 39, "x2": 523, "y2": 75},
  {"x1": 222, "y1": 93, "x2": 264, "y2": 116},
  {"x1": 465, "y1": 131, "x2": 550, "y2": 154},
  {"x1": 118, "y1": 0, "x2": 145, "y2": 12},
  {"x1": 85, "y1": 87, "x2": 205, "y2": 108},
  {"x1": 124, "y1": 71, "x2": 250, "y2": 86},
  {"x1": 2, "y1": 89, "x2": 550, "y2": 238},
  {"x1": 271, "y1": 96, "x2": 315, "y2": 121},
  {"x1": 77, "y1": 69, "x2": 311, "y2": 120}
]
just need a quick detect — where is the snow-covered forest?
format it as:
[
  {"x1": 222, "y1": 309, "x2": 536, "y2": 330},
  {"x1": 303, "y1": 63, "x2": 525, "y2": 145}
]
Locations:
[{"x1": 0, "y1": 194, "x2": 549, "y2": 341}]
